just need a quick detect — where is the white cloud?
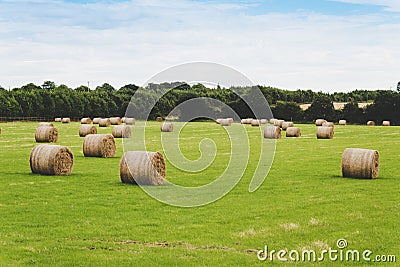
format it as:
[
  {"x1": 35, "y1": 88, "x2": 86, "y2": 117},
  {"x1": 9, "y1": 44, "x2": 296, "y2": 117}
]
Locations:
[
  {"x1": 330, "y1": 0, "x2": 400, "y2": 12},
  {"x1": 0, "y1": 0, "x2": 399, "y2": 92}
]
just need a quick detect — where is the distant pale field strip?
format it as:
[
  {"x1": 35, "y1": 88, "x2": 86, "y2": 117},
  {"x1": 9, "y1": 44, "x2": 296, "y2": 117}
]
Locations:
[{"x1": 300, "y1": 102, "x2": 372, "y2": 110}]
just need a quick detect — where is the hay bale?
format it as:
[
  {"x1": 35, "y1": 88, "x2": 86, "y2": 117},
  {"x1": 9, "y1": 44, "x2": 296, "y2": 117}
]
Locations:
[
  {"x1": 35, "y1": 126, "x2": 58, "y2": 143},
  {"x1": 110, "y1": 117, "x2": 122, "y2": 125},
  {"x1": 260, "y1": 119, "x2": 268, "y2": 124},
  {"x1": 54, "y1": 118, "x2": 62, "y2": 122},
  {"x1": 227, "y1": 118, "x2": 234, "y2": 124},
  {"x1": 367, "y1": 120, "x2": 375, "y2": 126},
  {"x1": 315, "y1": 119, "x2": 327, "y2": 126},
  {"x1": 156, "y1": 117, "x2": 163, "y2": 122},
  {"x1": 112, "y1": 125, "x2": 132, "y2": 138},
  {"x1": 281, "y1": 121, "x2": 294, "y2": 131},
  {"x1": 286, "y1": 127, "x2": 301, "y2": 137},
  {"x1": 124, "y1": 118, "x2": 136, "y2": 125},
  {"x1": 80, "y1": 117, "x2": 92, "y2": 124},
  {"x1": 216, "y1": 118, "x2": 223, "y2": 124},
  {"x1": 120, "y1": 151, "x2": 166, "y2": 185},
  {"x1": 161, "y1": 122, "x2": 174, "y2": 132},
  {"x1": 38, "y1": 122, "x2": 54, "y2": 127},
  {"x1": 220, "y1": 119, "x2": 232, "y2": 126},
  {"x1": 93, "y1": 117, "x2": 101, "y2": 124},
  {"x1": 342, "y1": 148, "x2": 379, "y2": 179},
  {"x1": 269, "y1": 118, "x2": 277, "y2": 124},
  {"x1": 61, "y1": 118, "x2": 70, "y2": 123},
  {"x1": 79, "y1": 125, "x2": 97, "y2": 137},
  {"x1": 251, "y1": 119, "x2": 261, "y2": 126},
  {"x1": 264, "y1": 126, "x2": 281, "y2": 139},
  {"x1": 382, "y1": 121, "x2": 390, "y2": 126},
  {"x1": 122, "y1": 117, "x2": 126, "y2": 123},
  {"x1": 322, "y1": 121, "x2": 334, "y2": 128},
  {"x1": 83, "y1": 134, "x2": 116, "y2": 158},
  {"x1": 98, "y1": 118, "x2": 111, "y2": 127},
  {"x1": 317, "y1": 126, "x2": 334, "y2": 139},
  {"x1": 339, "y1": 119, "x2": 347, "y2": 125},
  {"x1": 30, "y1": 144, "x2": 73, "y2": 175},
  {"x1": 274, "y1": 119, "x2": 285, "y2": 128}
]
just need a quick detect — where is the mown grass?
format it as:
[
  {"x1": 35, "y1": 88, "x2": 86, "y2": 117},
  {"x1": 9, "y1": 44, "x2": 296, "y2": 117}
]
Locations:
[{"x1": 0, "y1": 121, "x2": 399, "y2": 266}]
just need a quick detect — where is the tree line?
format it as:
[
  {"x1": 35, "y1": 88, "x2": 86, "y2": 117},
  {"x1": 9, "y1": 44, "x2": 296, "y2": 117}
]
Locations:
[{"x1": 0, "y1": 81, "x2": 399, "y2": 125}]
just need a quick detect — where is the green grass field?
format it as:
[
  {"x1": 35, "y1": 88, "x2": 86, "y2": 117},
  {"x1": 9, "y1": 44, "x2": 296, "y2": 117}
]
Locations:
[{"x1": 0, "y1": 121, "x2": 399, "y2": 266}]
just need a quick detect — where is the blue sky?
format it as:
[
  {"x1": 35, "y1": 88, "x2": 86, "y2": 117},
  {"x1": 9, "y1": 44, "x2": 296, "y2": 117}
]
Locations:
[{"x1": 0, "y1": 0, "x2": 399, "y2": 91}]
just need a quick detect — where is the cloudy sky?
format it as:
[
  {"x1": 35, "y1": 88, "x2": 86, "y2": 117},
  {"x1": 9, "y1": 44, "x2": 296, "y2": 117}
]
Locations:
[{"x1": 0, "y1": 0, "x2": 399, "y2": 92}]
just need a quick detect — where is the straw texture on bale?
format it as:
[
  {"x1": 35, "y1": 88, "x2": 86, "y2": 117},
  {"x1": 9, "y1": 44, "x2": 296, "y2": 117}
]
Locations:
[
  {"x1": 286, "y1": 127, "x2": 301, "y2": 137},
  {"x1": 83, "y1": 134, "x2": 116, "y2": 158},
  {"x1": 61, "y1": 118, "x2": 71, "y2": 123},
  {"x1": 251, "y1": 119, "x2": 261, "y2": 126},
  {"x1": 264, "y1": 126, "x2": 281, "y2": 139},
  {"x1": 269, "y1": 118, "x2": 277, "y2": 124},
  {"x1": 35, "y1": 126, "x2": 58, "y2": 143},
  {"x1": 122, "y1": 117, "x2": 126, "y2": 123},
  {"x1": 241, "y1": 118, "x2": 253, "y2": 124},
  {"x1": 80, "y1": 117, "x2": 92, "y2": 124},
  {"x1": 274, "y1": 119, "x2": 285, "y2": 128},
  {"x1": 367, "y1": 121, "x2": 375, "y2": 126},
  {"x1": 281, "y1": 121, "x2": 294, "y2": 130},
  {"x1": 220, "y1": 119, "x2": 232, "y2": 126},
  {"x1": 227, "y1": 118, "x2": 234, "y2": 124},
  {"x1": 156, "y1": 117, "x2": 163, "y2": 122},
  {"x1": 260, "y1": 119, "x2": 268, "y2": 124},
  {"x1": 120, "y1": 151, "x2": 166, "y2": 185},
  {"x1": 315, "y1": 119, "x2": 327, "y2": 126},
  {"x1": 161, "y1": 123, "x2": 174, "y2": 132},
  {"x1": 30, "y1": 144, "x2": 73, "y2": 175},
  {"x1": 124, "y1": 118, "x2": 136, "y2": 125},
  {"x1": 382, "y1": 121, "x2": 390, "y2": 126},
  {"x1": 342, "y1": 148, "x2": 379, "y2": 179},
  {"x1": 98, "y1": 118, "x2": 111, "y2": 127},
  {"x1": 339, "y1": 120, "x2": 347, "y2": 125},
  {"x1": 93, "y1": 117, "x2": 101, "y2": 124},
  {"x1": 216, "y1": 118, "x2": 223, "y2": 124},
  {"x1": 112, "y1": 125, "x2": 132, "y2": 138},
  {"x1": 54, "y1": 118, "x2": 62, "y2": 122},
  {"x1": 317, "y1": 126, "x2": 334, "y2": 139},
  {"x1": 322, "y1": 122, "x2": 335, "y2": 128},
  {"x1": 110, "y1": 117, "x2": 122, "y2": 125},
  {"x1": 38, "y1": 122, "x2": 54, "y2": 127},
  {"x1": 79, "y1": 125, "x2": 97, "y2": 137}
]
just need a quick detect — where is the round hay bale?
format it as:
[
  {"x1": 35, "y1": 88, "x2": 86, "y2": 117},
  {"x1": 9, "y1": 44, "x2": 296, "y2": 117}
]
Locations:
[
  {"x1": 264, "y1": 126, "x2": 281, "y2": 139},
  {"x1": 161, "y1": 123, "x2": 173, "y2": 132},
  {"x1": 322, "y1": 121, "x2": 334, "y2": 128},
  {"x1": 30, "y1": 144, "x2": 73, "y2": 175},
  {"x1": 122, "y1": 117, "x2": 126, "y2": 123},
  {"x1": 35, "y1": 126, "x2": 58, "y2": 143},
  {"x1": 240, "y1": 119, "x2": 246, "y2": 124},
  {"x1": 93, "y1": 117, "x2": 101, "y2": 124},
  {"x1": 83, "y1": 134, "x2": 116, "y2": 158},
  {"x1": 120, "y1": 151, "x2": 166, "y2": 185},
  {"x1": 79, "y1": 125, "x2": 97, "y2": 137},
  {"x1": 98, "y1": 118, "x2": 111, "y2": 127},
  {"x1": 342, "y1": 148, "x2": 379, "y2": 179},
  {"x1": 367, "y1": 121, "x2": 375, "y2": 126},
  {"x1": 382, "y1": 120, "x2": 390, "y2": 126},
  {"x1": 281, "y1": 121, "x2": 294, "y2": 131},
  {"x1": 124, "y1": 118, "x2": 136, "y2": 125},
  {"x1": 80, "y1": 117, "x2": 92, "y2": 124},
  {"x1": 227, "y1": 118, "x2": 234, "y2": 124},
  {"x1": 54, "y1": 118, "x2": 62, "y2": 122},
  {"x1": 286, "y1": 127, "x2": 301, "y2": 137},
  {"x1": 315, "y1": 119, "x2": 327, "y2": 126},
  {"x1": 269, "y1": 118, "x2": 277, "y2": 124},
  {"x1": 317, "y1": 126, "x2": 334, "y2": 139},
  {"x1": 38, "y1": 122, "x2": 54, "y2": 127},
  {"x1": 251, "y1": 119, "x2": 261, "y2": 126},
  {"x1": 156, "y1": 117, "x2": 163, "y2": 122},
  {"x1": 112, "y1": 125, "x2": 132, "y2": 138},
  {"x1": 61, "y1": 118, "x2": 71, "y2": 123},
  {"x1": 220, "y1": 119, "x2": 232, "y2": 126},
  {"x1": 260, "y1": 119, "x2": 268, "y2": 124},
  {"x1": 110, "y1": 117, "x2": 122, "y2": 125},
  {"x1": 216, "y1": 118, "x2": 223, "y2": 124},
  {"x1": 338, "y1": 119, "x2": 347, "y2": 125},
  {"x1": 274, "y1": 119, "x2": 285, "y2": 128}
]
